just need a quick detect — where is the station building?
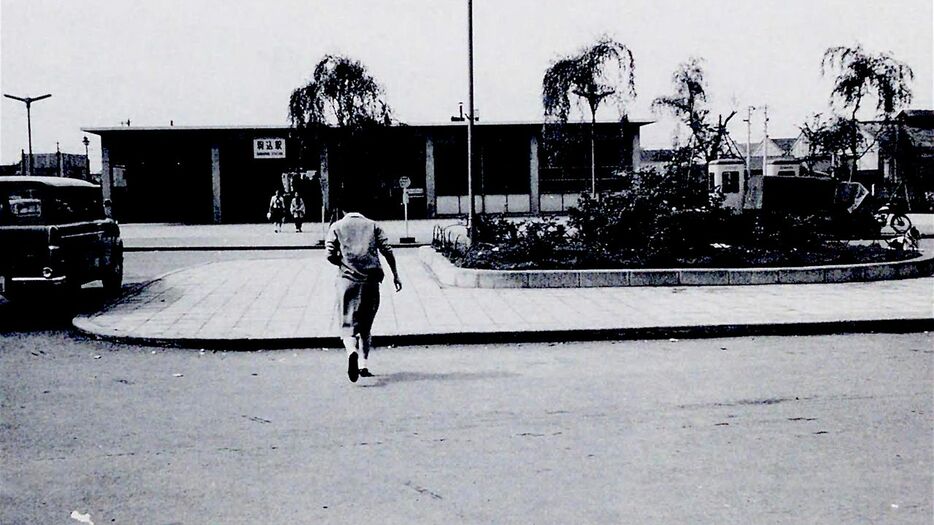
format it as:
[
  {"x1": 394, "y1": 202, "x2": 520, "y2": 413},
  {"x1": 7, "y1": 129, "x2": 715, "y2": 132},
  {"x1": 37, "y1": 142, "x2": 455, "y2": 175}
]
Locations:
[{"x1": 83, "y1": 120, "x2": 650, "y2": 223}]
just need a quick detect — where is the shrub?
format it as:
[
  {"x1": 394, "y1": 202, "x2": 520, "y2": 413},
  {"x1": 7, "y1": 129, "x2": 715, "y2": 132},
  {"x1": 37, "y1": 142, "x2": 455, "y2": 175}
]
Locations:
[
  {"x1": 465, "y1": 214, "x2": 575, "y2": 269},
  {"x1": 436, "y1": 166, "x2": 915, "y2": 270},
  {"x1": 568, "y1": 167, "x2": 728, "y2": 263}
]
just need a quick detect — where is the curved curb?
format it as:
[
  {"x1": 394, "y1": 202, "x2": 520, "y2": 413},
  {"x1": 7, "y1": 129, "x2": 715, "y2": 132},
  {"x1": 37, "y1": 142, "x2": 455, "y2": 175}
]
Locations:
[
  {"x1": 71, "y1": 318, "x2": 934, "y2": 350},
  {"x1": 70, "y1": 260, "x2": 231, "y2": 340},
  {"x1": 418, "y1": 246, "x2": 934, "y2": 288}
]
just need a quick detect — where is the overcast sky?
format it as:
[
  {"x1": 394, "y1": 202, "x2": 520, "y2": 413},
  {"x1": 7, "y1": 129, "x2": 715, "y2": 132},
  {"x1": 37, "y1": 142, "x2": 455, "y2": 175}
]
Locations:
[{"x1": 1, "y1": 0, "x2": 931, "y2": 171}]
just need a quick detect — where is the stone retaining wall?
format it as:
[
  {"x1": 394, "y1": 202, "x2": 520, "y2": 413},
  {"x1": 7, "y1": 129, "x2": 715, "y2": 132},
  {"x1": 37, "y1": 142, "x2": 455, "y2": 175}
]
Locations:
[{"x1": 418, "y1": 246, "x2": 934, "y2": 288}]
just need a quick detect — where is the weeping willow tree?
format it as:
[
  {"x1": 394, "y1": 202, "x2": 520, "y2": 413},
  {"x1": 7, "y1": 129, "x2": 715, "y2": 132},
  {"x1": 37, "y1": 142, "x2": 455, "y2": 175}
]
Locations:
[
  {"x1": 288, "y1": 55, "x2": 394, "y2": 207},
  {"x1": 542, "y1": 36, "x2": 636, "y2": 195},
  {"x1": 821, "y1": 44, "x2": 913, "y2": 180},
  {"x1": 288, "y1": 54, "x2": 393, "y2": 129}
]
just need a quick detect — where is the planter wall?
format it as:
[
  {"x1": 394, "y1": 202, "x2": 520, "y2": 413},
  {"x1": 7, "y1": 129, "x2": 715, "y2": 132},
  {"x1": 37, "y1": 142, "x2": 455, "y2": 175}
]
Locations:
[{"x1": 418, "y1": 246, "x2": 934, "y2": 288}]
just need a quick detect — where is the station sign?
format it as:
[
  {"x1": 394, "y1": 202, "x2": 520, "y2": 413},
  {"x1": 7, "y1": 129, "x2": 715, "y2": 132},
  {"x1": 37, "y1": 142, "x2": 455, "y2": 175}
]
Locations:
[{"x1": 254, "y1": 138, "x2": 286, "y2": 159}]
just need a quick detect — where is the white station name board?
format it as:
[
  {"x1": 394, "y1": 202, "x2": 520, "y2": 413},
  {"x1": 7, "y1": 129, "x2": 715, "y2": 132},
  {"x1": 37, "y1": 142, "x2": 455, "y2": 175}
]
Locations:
[{"x1": 254, "y1": 138, "x2": 286, "y2": 159}]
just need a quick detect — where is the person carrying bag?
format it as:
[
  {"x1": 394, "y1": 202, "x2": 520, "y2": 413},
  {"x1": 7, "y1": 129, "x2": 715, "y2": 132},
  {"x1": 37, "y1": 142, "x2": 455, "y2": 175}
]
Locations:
[
  {"x1": 267, "y1": 189, "x2": 286, "y2": 233},
  {"x1": 290, "y1": 193, "x2": 306, "y2": 233}
]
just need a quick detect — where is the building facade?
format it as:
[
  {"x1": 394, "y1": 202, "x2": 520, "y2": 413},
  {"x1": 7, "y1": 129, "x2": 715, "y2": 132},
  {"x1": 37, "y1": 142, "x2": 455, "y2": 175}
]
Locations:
[
  {"x1": 0, "y1": 152, "x2": 91, "y2": 180},
  {"x1": 83, "y1": 121, "x2": 649, "y2": 223}
]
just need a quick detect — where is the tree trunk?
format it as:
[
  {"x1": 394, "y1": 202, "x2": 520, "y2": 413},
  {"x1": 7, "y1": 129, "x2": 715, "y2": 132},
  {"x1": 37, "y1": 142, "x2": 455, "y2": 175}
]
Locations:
[
  {"x1": 849, "y1": 97, "x2": 862, "y2": 182},
  {"x1": 590, "y1": 110, "x2": 597, "y2": 196}
]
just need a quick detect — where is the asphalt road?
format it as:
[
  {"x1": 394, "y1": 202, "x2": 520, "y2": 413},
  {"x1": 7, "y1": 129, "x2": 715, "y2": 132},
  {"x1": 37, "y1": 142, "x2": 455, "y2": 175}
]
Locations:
[
  {"x1": 0, "y1": 251, "x2": 931, "y2": 524},
  {"x1": 1, "y1": 332, "x2": 931, "y2": 524}
]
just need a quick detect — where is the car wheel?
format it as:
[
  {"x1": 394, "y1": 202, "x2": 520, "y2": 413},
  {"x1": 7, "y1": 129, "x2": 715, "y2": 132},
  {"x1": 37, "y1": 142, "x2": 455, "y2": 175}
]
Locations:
[{"x1": 102, "y1": 256, "x2": 124, "y2": 296}]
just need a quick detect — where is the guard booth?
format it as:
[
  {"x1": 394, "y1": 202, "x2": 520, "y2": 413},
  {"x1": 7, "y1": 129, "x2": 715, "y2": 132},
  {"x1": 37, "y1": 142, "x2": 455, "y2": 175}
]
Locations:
[
  {"x1": 709, "y1": 157, "x2": 835, "y2": 212},
  {"x1": 707, "y1": 158, "x2": 747, "y2": 210},
  {"x1": 766, "y1": 158, "x2": 802, "y2": 177}
]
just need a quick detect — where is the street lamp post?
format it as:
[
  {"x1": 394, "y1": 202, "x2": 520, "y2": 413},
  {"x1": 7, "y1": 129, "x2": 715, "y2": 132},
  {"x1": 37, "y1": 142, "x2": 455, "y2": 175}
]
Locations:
[
  {"x1": 82, "y1": 136, "x2": 91, "y2": 180},
  {"x1": 466, "y1": 0, "x2": 477, "y2": 240},
  {"x1": 3, "y1": 93, "x2": 52, "y2": 177}
]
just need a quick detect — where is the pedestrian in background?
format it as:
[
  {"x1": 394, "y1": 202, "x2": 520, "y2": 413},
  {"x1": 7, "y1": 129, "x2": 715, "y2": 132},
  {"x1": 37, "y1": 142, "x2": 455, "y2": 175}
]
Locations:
[
  {"x1": 267, "y1": 189, "x2": 286, "y2": 233},
  {"x1": 290, "y1": 192, "x2": 306, "y2": 233},
  {"x1": 307, "y1": 173, "x2": 323, "y2": 224},
  {"x1": 325, "y1": 195, "x2": 402, "y2": 382}
]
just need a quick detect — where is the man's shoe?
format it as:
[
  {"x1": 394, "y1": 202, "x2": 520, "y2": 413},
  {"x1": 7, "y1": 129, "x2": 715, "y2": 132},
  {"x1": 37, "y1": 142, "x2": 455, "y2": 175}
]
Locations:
[
  {"x1": 359, "y1": 368, "x2": 374, "y2": 378},
  {"x1": 348, "y1": 352, "x2": 359, "y2": 383}
]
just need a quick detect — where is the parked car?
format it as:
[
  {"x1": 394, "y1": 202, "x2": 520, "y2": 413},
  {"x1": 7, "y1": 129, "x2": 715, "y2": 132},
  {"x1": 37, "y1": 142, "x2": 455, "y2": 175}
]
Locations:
[{"x1": 0, "y1": 176, "x2": 122, "y2": 301}]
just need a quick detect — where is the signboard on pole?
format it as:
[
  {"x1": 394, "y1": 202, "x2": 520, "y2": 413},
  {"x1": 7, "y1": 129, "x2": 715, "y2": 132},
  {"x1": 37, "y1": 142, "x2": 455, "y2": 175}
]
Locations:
[
  {"x1": 399, "y1": 176, "x2": 415, "y2": 243},
  {"x1": 253, "y1": 138, "x2": 286, "y2": 159}
]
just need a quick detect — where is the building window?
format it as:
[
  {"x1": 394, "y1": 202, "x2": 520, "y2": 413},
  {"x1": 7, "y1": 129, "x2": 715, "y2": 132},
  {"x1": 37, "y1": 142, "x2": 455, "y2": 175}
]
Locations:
[
  {"x1": 707, "y1": 172, "x2": 716, "y2": 191},
  {"x1": 777, "y1": 170, "x2": 796, "y2": 177},
  {"x1": 722, "y1": 171, "x2": 740, "y2": 193}
]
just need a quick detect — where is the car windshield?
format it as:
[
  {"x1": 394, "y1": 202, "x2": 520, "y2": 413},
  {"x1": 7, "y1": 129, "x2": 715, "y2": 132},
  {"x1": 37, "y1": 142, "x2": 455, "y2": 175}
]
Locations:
[{"x1": 0, "y1": 184, "x2": 104, "y2": 225}]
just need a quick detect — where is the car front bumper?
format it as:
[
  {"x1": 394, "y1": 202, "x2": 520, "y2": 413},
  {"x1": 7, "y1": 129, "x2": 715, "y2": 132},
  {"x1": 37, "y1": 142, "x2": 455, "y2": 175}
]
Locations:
[
  {"x1": 1, "y1": 275, "x2": 69, "y2": 295},
  {"x1": 10, "y1": 276, "x2": 68, "y2": 284}
]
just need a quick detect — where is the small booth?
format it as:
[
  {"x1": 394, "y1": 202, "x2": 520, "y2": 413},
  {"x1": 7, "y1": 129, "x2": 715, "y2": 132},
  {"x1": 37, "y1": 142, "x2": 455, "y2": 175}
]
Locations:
[
  {"x1": 766, "y1": 158, "x2": 802, "y2": 177},
  {"x1": 707, "y1": 158, "x2": 747, "y2": 210}
]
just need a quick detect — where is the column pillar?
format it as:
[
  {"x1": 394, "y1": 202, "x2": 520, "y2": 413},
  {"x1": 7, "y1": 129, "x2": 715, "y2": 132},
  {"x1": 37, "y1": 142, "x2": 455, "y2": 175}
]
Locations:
[
  {"x1": 211, "y1": 145, "x2": 222, "y2": 223},
  {"x1": 425, "y1": 136, "x2": 436, "y2": 218},
  {"x1": 319, "y1": 144, "x2": 330, "y2": 216},
  {"x1": 529, "y1": 135, "x2": 540, "y2": 214},
  {"x1": 101, "y1": 142, "x2": 112, "y2": 203},
  {"x1": 631, "y1": 127, "x2": 641, "y2": 171}
]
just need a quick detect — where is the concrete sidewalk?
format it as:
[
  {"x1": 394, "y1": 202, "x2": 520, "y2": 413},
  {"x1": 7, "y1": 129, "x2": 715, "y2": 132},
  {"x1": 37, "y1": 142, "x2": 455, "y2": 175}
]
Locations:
[
  {"x1": 119, "y1": 213, "x2": 934, "y2": 251},
  {"x1": 120, "y1": 219, "x2": 467, "y2": 250},
  {"x1": 74, "y1": 249, "x2": 934, "y2": 348}
]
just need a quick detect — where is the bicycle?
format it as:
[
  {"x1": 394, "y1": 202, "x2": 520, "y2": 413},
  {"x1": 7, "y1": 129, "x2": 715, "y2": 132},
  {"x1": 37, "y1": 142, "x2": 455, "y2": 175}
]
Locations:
[{"x1": 873, "y1": 201, "x2": 913, "y2": 234}]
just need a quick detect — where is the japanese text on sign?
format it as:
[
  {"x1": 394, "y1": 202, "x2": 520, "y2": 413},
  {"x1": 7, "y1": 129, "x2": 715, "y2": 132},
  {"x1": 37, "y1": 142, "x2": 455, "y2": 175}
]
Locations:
[{"x1": 254, "y1": 138, "x2": 286, "y2": 159}]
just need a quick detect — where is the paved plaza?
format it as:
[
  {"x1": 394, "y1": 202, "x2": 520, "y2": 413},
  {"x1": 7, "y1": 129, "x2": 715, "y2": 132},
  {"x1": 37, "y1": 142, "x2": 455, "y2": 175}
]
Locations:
[
  {"x1": 74, "y1": 249, "x2": 934, "y2": 345},
  {"x1": 119, "y1": 214, "x2": 934, "y2": 251},
  {"x1": 72, "y1": 221, "x2": 934, "y2": 345},
  {"x1": 120, "y1": 219, "x2": 467, "y2": 250}
]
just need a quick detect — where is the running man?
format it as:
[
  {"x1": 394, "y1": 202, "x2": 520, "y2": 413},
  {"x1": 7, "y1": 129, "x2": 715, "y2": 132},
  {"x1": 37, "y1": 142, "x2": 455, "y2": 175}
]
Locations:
[{"x1": 325, "y1": 197, "x2": 402, "y2": 382}]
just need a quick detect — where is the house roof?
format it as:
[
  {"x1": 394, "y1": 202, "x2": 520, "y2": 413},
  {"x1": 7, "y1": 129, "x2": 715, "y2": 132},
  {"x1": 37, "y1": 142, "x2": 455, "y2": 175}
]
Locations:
[
  {"x1": 0, "y1": 176, "x2": 98, "y2": 188},
  {"x1": 734, "y1": 138, "x2": 797, "y2": 156},
  {"x1": 897, "y1": 109, "x2": 934, "y2": 128},
  {"x1": 905, "y1": 127, "x2": 934, "y2": 153},
  {"x1": 640, "y1": 148, "x2": 675, "y2": 162},
  {"x1": 772, "y1": 138, "x2": 797, "y2": 153},
  {"x1": 83, "y1": 118, "x2": 655, "y2": 135}
]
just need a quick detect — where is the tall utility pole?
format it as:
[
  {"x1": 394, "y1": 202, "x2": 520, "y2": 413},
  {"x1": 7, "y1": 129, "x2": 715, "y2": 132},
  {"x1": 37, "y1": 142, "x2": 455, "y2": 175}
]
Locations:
[
  {"x1": 744, "y1": 106, "x2": 755, "y2": 173},
  {"x1": 761, "y1": 105, "x2": 769, "y2": 177},
  {"x1": 466, "y1": 0, "x2": 477, "y2": 240},
  {"x1": 3, "y1": 93, "x2": 52, "y2": 177}
]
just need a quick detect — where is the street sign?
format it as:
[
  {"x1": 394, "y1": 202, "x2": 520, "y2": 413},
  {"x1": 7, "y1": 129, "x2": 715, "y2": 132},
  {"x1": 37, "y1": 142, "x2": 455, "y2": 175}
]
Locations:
[
  {"x1": 401, "y1": 180, "x2": 411, "y2": 240},
  {"x1": 405, "y1": 187, "x2": 425, "y2": 197},
  {"x1": 254, "y1": 138, "x2": 286, "y2": 159}
]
